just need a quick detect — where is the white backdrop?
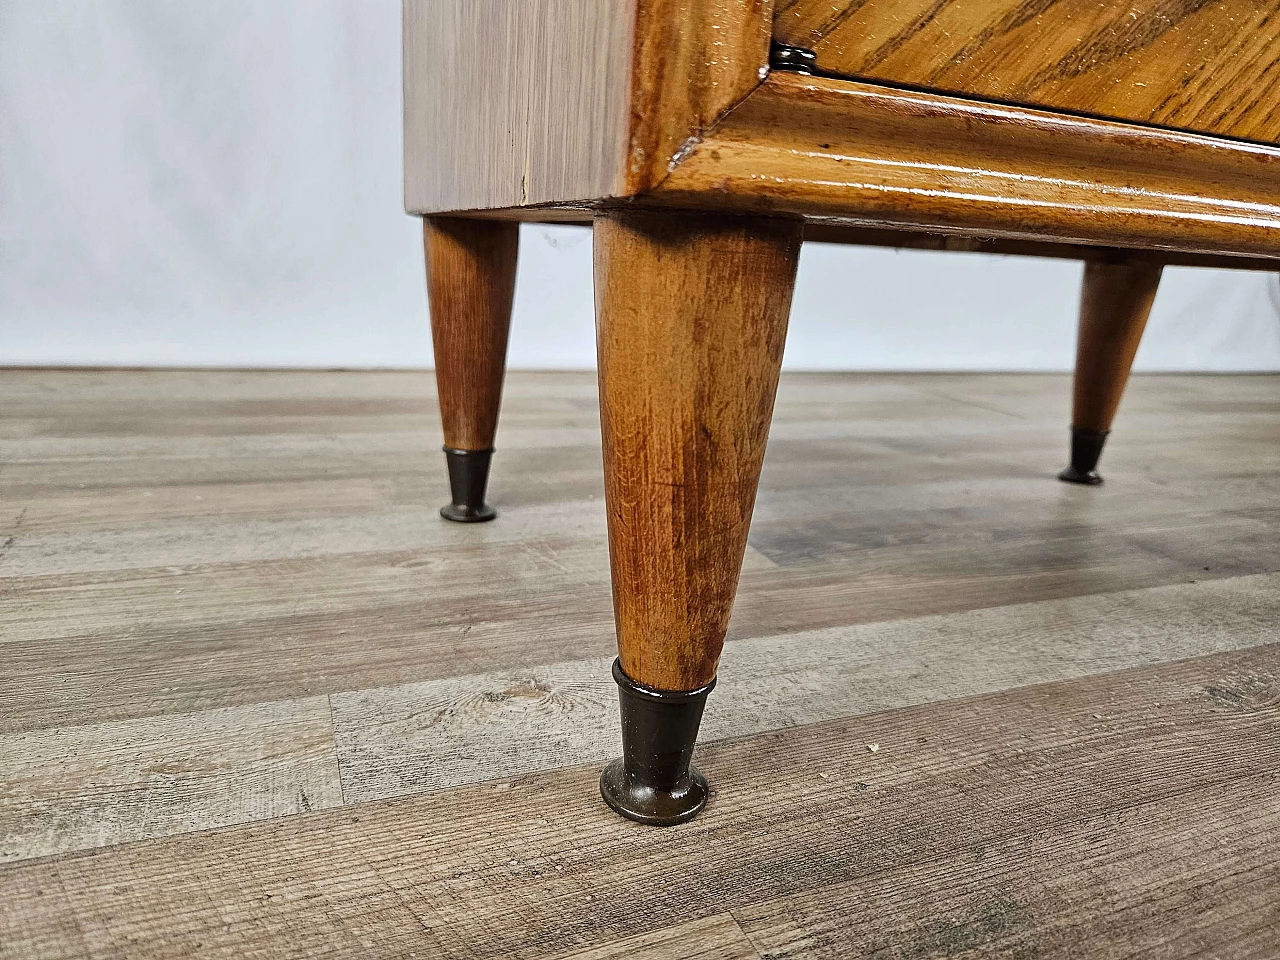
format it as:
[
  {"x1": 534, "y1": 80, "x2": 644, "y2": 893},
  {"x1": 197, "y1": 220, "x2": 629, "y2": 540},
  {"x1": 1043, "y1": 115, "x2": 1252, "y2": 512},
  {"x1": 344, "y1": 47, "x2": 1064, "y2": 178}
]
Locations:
[{"x1": 3, "y1": 0, "x2": 1279, "y2": 371}]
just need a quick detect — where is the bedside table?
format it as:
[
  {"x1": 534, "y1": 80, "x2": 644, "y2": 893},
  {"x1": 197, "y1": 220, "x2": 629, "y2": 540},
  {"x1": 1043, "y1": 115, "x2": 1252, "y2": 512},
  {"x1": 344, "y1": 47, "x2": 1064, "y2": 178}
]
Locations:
[{"x1": 404, "y1": 0, "x2": 1280, "y2": 824}]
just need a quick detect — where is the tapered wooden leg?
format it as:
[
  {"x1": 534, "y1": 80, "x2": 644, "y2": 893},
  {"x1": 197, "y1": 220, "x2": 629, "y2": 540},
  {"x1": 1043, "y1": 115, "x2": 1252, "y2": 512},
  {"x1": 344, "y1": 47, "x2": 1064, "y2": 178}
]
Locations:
[
  {"x1": 423, "y1": 217, "x2": 519, "y2": 521},
  {"x1": 1059, "y1": 258, "x2": 1163, "y2": 485},
  {"x1": 593, "y1": 209, "x2": 802, "y2": 825}
]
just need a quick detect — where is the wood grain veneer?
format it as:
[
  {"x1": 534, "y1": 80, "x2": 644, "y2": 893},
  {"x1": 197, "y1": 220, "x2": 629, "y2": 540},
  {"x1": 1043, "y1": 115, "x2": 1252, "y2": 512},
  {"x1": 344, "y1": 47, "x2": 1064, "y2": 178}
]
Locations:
[
  {"x1": 405, "y1": 2, "x2": 1280, "y2": 262},
  {"x1": 652, "y1": 73, "x2": 1280, "y2": 258},
  {"x1": 774, "y1": 0, "x2": 1280, "y2": 145},
  {"x1": 403, "y1": 0, "x2": 635, "y2": 213},
  {"x1": 800, "y1": 224, "x2": 1280, "y2": 272},
  {"x1": 403, "y1": 0, "x2": 774, "y2": 214}
]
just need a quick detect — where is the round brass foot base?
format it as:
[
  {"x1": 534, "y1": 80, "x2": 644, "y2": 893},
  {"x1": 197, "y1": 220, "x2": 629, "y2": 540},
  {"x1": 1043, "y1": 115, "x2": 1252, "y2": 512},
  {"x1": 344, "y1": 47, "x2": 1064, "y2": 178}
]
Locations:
[
  {"x1": 600, "y1": 758, "x2": 708, "y2": 826},
  {"x1": 441, "y1": 447, "x2": 496, "y2": 523},
  {"x1": 599, "y1": 659, "x2": 715, "y2": 827},
  {"x1": 439, "y1": 502, "x2": 497, "y2": 522},
  {"x1": 1059, "y1": 426, "x2": 1109, "y2": 488},
  {"x1": 1058, "y1": 465, "x2": 1103, "y2": 486}
]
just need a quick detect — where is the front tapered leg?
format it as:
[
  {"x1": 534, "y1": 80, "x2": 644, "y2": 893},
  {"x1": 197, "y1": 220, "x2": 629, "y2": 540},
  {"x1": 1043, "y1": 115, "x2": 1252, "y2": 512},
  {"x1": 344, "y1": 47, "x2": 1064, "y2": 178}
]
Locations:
[
  {"x1": 423, "y1": 217, "x2": 519, "y2": 521},
  {"x1": 1060, "y1": 258, "x2": 1163, "y2": 485},
  {"x1": 593, "y1": 210, "x2": 802, "y2": 825}
]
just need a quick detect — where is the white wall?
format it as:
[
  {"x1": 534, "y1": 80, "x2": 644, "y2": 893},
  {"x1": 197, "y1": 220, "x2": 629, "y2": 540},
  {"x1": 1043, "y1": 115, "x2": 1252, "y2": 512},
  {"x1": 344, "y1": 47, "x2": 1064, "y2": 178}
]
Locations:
[{"x1": 2, "y1": 0, "x2": 1278, "y2": 371}]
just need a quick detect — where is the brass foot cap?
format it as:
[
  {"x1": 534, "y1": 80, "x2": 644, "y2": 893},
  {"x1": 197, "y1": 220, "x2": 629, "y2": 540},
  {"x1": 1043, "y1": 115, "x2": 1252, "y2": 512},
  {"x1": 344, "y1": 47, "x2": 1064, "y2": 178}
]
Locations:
[
  {"x1": 1058, "y1": 465, "x2": 1103, "y2": 486},
  {"x1": 439, "y1": 503, "x2": 497, "y2": 522},
  {"x1": 600, "y1": 759, "x2": 708, "y2": 826},
  {"x1": 441, "y1": 447, "x2": 496, "y2": 523},
  {"x1": 1059, "y1": 427, "x2": 1108, "y2": 487},
  {"x1": 599, "y1": 659, "x2": 714, "y2": 827}
]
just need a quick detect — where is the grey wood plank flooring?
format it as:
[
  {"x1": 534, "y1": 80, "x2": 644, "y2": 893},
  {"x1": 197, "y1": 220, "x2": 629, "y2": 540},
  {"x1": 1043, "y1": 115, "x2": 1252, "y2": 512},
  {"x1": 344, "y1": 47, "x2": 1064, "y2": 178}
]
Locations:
[
  {"x1": 0, "y1": 370, "x2": 1276, "y2": 958},
  {"x1": 1, "y1": 644, "x2": 1276, "y2": 958}
]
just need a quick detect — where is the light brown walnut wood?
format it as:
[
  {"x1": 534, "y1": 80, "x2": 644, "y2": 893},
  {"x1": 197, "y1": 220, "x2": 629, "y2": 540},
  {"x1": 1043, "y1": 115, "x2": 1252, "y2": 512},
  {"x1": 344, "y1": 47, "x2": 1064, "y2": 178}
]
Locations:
[
  {"x1": 652, "y1": 73, "x2": 1280, "y2": 259},
  {"x1": 594, "y1": 210, "x2": 802, "y2": 690},
  {"x1": 800, "y1": 223, "x2": 1280, "y2": 272},
  {"x1": 1072, "y1": 259, "x2": 1164, "y2": 433},
  {"x1": 423, "y1": 217, "x2": 518, "y2": 451},
  {"x1": 623, "y1": 0, "x2": 773, "y2": 193},
  {"x1": 774, "y1": 0, "x2": 1280, "y2": 145},
  {"x1": 406, "y1": 0, "x2": 1280, "y2": 275}
]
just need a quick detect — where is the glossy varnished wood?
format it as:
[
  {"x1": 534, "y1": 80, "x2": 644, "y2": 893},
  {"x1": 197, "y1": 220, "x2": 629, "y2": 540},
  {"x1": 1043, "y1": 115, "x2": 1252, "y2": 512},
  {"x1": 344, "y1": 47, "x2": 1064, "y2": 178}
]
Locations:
[
  {"x1": 800, "y1": 223, "x2": 1280, "y2": 272},
  {"x1": 594, "y1": 211, "x2": 802, "y2": 690},
  {"x1": 652, "y1": 73, "x2": 1280, "y2": 258},
  {"x1": 405, "y1": 1, "x2": 1280, "y2": 261},
  {"x1": 405, "y1": 0, "x2": 1280, "y2": 822},
  {"x1": 623, "y1": 0, "x2": 773, "y2": 194},
  {"x1": 1071, "y1": 259, "x2": 1164, "y2": 435},
  {"x1": 423, "y1": 217, "x2": 518, "y2": 451},
  {"x1": 774, "y1": 0, "x2": 1280, "y2": 145}
]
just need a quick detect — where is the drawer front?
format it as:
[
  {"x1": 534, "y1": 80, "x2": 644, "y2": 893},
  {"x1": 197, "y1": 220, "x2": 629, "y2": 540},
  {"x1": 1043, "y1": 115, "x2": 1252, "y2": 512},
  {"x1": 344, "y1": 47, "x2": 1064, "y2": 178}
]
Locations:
[{"x1": 774, "y1": 0, "x2": 1280, "y2": 144}]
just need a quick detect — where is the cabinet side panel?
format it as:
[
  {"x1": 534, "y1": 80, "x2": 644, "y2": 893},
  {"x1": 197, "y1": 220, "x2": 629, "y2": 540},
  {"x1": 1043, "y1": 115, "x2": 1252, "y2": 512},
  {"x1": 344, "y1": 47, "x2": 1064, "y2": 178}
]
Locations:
[{"x1": 404, "y1": 0, "x2": 636, "y2": 215}]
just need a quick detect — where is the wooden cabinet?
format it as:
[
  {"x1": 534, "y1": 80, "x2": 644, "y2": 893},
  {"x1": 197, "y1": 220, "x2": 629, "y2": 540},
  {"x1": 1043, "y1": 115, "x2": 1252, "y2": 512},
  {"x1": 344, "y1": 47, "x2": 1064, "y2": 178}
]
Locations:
[{"x1": 404, "y1": 0, "x2": 1280, "y2": 826}]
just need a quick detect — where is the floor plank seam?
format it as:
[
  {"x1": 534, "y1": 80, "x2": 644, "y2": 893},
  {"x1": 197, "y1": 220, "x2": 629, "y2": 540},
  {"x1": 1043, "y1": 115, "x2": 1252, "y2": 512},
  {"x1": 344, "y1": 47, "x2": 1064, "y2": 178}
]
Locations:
[
  {"x1": 4, "y1": 647, "x2": 1271, "y2": 876},
  {"x1": 327, "y1": 692, "x2": 349, "y2": 807},
  {"x1": 727, "y1": 908, "x2": 771, "y2": 960},
  {"x1": 909, "y1": 384, "x2": 1033, "y2": 420},
  {"x1": 3, "y1": 575, "x2": 1275, "y2": 866}
]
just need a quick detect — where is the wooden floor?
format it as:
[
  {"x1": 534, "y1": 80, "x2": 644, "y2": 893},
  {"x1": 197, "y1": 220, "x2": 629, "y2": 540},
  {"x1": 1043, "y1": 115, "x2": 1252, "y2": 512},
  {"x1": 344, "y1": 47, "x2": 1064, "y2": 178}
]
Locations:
[{"x1": 1, "y1": 369, "x2": 1278, "y2": 958}]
